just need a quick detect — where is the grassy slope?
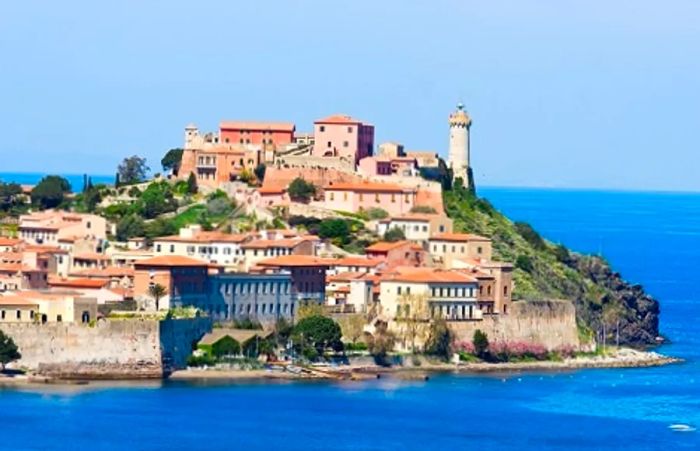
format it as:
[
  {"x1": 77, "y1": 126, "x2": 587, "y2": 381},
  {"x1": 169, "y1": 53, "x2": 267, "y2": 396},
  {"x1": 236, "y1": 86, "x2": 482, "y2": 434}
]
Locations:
[{"x1": 443, "y1": 187, "x2": 660, "y2": 346}]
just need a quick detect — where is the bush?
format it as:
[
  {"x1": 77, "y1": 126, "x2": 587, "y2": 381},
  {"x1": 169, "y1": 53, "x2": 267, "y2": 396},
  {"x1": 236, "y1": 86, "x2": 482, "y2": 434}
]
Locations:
[
  {"x1": 514, "y1": 222, "x2": 546, "y2": 250},
  {"x1": 383, "y1": 227, "x2": 406, "y2": 242},
  {"x1": 128, "y1": 186, "x2": 142, "y2": 198},
  {"x1": 425, "y1": 320, "x2": 452, "y2": 360},
  {"x1": 288, "y1": 178, "x2": 316, "y2": 203},
  {"x1": 187, "y1": 354, "x2": 216, "y2": 367},
  {"x1": 212, "y1": 336, "x2": 241, "y2": 358},
  {"x1": 472, "y1": 330, "x2": 489, "y2": 358},
  {"x1": 515, "y1": 254, "x2": 534, "y2": 272},
  {"x1": 366, "y1": 207, "x2": 389, "y2": 220},
  {"x1": 552, "y1": 244, "x2": 572, "y2": 264},
  {"x1": 319, "y1": 219, "x2": 351, "y2": 241},
  {"x1": 344, "y1": 342, "x2": 368, "y2": 352}
]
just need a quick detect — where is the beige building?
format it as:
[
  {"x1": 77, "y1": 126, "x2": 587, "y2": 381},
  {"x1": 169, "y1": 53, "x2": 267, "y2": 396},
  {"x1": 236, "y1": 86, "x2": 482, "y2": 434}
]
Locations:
[
  {"x1": 378, "y1": 267, "x2": 481, "y2": 321},
  {"x1": 453, "y1": 259, "x2": 514, "y2": 315},
  {"x1": 19, "y1": 211, "x2": 106, "y2": 246},
  {"x1": 428, "y1": 233, "x2": 492, "y2": 268},
  {"x1": 0, "y1": 291, "x2": 97, "y2": 324},
  {"x1": 376, "y1": 214, "x2": 453, "y2": 243}
]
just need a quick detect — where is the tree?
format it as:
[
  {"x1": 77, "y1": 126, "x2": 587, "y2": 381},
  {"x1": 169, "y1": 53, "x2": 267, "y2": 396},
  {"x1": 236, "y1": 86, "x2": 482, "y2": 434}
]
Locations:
[
  {"x1": 288, "y1": 177, "x2": 316, "y2": 203},
  {"x1": 383, "y1": 227, "x2": 406, "y2": 242},
  {"x1": 425, "y1": 319, "x2": 452, "y2": 360},
  {"x1": 212, "y1": 336, "x2": 240, "y2": 358},
  {"x1": 296, "y1": 303, "x2": 328, "y2": 321},
  {"x1": 161, "y1": 148, "x2": 184, "y2": 175},
  {"x1": 0, "y1": 181, "x2": 22, "y2": 212},
  {"x1": 148, "y1": 283, "x2": 167, "y2": 311},
  {"x1": 238, "y1": 168, "x2": 255, "y2": 185},
  {"x1": 186, "y1": 172, "x2": 198, "y2": 195},
  {"x1": 395, "y1": 294, "x2": 431, "y2": 352},
  {"x1": 31, "y1": 175, "x2": 71, "y2": 209},
  {"x1": 338, "y1": 314, "x2": 366, "y2": 345},
  {"x1": 367, "y1": 321, "x2": 395, "y2": 366},
  {"x1": 515, "y1": 254, "x2": 534, "y2": 273},
  {"x1": 293, "y1": 315, "x2": 343, "y2": 355},
  {"x1": 514, "y1": 222, "x2": 546, "y2": 250},
  {"x1": 273, "y1": 317, "x2": 294, "y2": 347},
  {"x1": 254, "y1": 163, "x2": 266, "y2": 183},
  {"x1": 318, "y1": 218, "x2": 350, "y2": 241},
  {"x1": 0, "y1": 330, "x2": 21, "y2": 370},
  {"x1": 366, "y1": 207, "x2": 389, "y2": 220},
  {"x1": 115, "y1": 214, "x2": 145, "y2": 241},
  {"x1": 118, "y1": 155, "x2": 149, "y2": 185},
  {"x1": 472, "y1": 329, "x2": 489, "y2": 358}
]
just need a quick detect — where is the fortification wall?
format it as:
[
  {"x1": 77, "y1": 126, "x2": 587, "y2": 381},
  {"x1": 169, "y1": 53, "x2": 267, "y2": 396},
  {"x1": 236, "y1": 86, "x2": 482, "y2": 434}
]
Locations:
[
  {"x1": 449, "y1": 300, "x2": 581, "y2": 350},
  {"x1": 263, "y1": 167, "x2": 362, "y2": 191},
  {"x1": 0, "y1": 317, "x2": 212, "y2": 378}
]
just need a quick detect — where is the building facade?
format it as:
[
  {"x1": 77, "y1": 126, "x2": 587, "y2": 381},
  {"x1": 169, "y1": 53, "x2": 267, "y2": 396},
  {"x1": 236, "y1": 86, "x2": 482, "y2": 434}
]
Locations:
[{"x1": 313, "y1": 115, "x2": 374, "y2": 166}]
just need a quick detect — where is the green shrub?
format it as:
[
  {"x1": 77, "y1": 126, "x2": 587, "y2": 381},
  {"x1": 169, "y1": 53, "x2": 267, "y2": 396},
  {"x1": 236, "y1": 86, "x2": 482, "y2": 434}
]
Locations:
[
  {"x1": 288, "y1": 178, "x2": 316, "y2": 203},
  {"x1": 187, "y1": 354, "x2": 216, "y2": 367},
  {"x1": 514, "y1": 222, "x2": 546, "y2": 250},
  {"x1": 515, "y1": 254, "x2": 534, "y2": 272},
  {"x1": 383, "y1": 227, "x2": 406, "y2": 242},
  {"x1": 410, "y1": 205, "x2": 437, "y2": 214},
  {"x1": 366, "y1": 207, "x2": 389, "y2": 220}
]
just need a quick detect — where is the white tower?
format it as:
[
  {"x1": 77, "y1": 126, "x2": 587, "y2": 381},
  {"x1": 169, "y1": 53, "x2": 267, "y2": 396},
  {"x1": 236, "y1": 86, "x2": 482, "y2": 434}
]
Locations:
[
  {"x1": 447, "y1": 103, "x2": 472, "y2": 182},
  {"x1": 184, "y1": 123, "x2": 200, "y2": 150}
]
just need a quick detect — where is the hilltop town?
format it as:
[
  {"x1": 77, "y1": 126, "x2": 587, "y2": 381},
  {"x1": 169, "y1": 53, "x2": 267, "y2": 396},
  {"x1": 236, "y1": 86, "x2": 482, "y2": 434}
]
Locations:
[{"x1": 0, "y1": 105, "x2": 666, "y2": 380}]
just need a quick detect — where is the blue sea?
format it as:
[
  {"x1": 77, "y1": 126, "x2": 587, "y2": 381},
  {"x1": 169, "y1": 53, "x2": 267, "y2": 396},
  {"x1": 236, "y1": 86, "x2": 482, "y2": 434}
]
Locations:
[
  {"x1": 1, "y1": 186, "x2": 699, "y2": 450},
  {"x1": 0, "y1": 172, "x2": 114, "y2": 192}
]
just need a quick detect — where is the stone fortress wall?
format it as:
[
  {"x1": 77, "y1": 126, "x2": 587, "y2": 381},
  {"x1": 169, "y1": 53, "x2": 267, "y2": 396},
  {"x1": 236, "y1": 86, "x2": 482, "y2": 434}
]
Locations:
[
  {"x1": 449, "y1": 300, "x2": 582, "y2": 350},
  {"x1": 1, "y1": 317, "x2": 212, "y2": 378}
]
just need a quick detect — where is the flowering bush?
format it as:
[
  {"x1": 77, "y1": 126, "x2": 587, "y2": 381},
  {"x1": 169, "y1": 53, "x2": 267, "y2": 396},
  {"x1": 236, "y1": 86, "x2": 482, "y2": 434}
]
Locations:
[
  {"x1": 454, "y1": 341, "x2": 475, "y2": 354},
  {"x1": 487, "y1": 341, "x2": 549, "y2": 362}
]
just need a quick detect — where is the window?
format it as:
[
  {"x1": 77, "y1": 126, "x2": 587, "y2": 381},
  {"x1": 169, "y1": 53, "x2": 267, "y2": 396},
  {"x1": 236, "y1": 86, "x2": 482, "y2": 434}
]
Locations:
[
  {"x1": 16, "y1": 310, "x2": 21, "y2": 319},
  {"x1": 156, "y1": 244, "x2": 161, "y2": 252},
  {"x1": 0, "y1": 310, "x2": 4, "y2": 319},
  {"x1": 477, "y1": 246, "x2": 483, "y2": 254},
  {"x1": 343, "y1": 141, "x2": 349, "y2": 147},
  {"x1": 347, "y1": 126, "x2": 352, "y2": 133},
  {"x1": 170, "y1": 245, "x2": 175, "y2": 253},
  {"x1": 391, "y1": 194, "x2": 396, "y2": 203},
  {"x1": 327, "y1": 141, "x2": 332, "y2": 148},
  {"x1": 57, "y1": 315, "x2": 62, "y2": 322},
  {"x1": 320, "y1": 126, "x2": 325, "y2": 132},
  {"x1": 422, "y1": 225, "x2": 428, "y2": 232},
  {"x1": 504, "y1": 286, "x2": 508, "y2": 296},
  {"x1": 452, "y1": 246, "x2": 456, "y2": 253},
  {"x1": 397, "y1": 286, "x2": 402, "y2": 295},
  {"x1": 406, "y1": 287, "x2": 411, "y2": 295},
  {"x1": 329, "y1": 192, "x2": 334, "y2": 201}
]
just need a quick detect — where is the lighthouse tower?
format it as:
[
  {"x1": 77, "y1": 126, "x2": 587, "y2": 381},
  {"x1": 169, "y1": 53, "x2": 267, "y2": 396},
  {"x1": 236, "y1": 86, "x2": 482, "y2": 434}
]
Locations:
[{"x1": 447, "y1": 102, "x2": 472, "y2": 183}]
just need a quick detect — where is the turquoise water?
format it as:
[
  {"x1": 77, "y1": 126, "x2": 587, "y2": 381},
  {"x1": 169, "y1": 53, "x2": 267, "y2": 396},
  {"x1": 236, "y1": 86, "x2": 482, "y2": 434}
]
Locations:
[
  {"x1": 1, "y1": 187, "x2": 699, "y2": 450},
  {"x1": 0, "y1": 172, "x2": 114, "y2": 192}
]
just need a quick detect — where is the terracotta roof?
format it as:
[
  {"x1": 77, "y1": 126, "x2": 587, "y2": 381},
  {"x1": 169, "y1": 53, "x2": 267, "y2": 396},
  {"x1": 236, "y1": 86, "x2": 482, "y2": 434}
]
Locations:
[
  {"x1": 315, "y1": 114, "x2": 369, "y2": 125},
  {"x1": 49, "y1": 278, "x2": 110, "y2": 289},
  {"x1": 381, "y1": 267, "x2": 478, "y2": 284},
  {"x1": 220, "y1": 121, "x2": 295, "y2": 132},
  {"x1": 0, "y1": 295, "x2": 38, "y2": 306},
  {"x1": 333, "y1": 257, "x2": 383, "y2": 267},
  {"x1": 327, "y1": 271, "x2": 367, "y2": 282},
  {"x1": 257, "y1": 255, "x2": 332, "y2": 268},
  {"x1": 258, "y1": 186, "x2": 286, "y2": 195},
  {"x1": 22, "y1": 245, "x2": 68, "y2": 254},
  {"x1": 0, "y1": 237, "x2": 22, "y2": 247},
  {"x1": 134, "y1": 256, "x2": 210, "y2": 267},
  {"x1": 365, "y1": 241, "x2": 413, "y2": 253},
  {"x1": 325, "y1": 181, "x2": 411, "y2": 193},
  {"x1": 430, "y1": 233, "x2": 490, "y2": 242}
]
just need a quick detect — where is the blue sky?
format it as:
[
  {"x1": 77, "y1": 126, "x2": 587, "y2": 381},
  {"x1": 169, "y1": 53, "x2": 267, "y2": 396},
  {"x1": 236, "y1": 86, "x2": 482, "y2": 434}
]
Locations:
[{"x1": 1, "y1": 0, "x2": 699, "y2": 190}]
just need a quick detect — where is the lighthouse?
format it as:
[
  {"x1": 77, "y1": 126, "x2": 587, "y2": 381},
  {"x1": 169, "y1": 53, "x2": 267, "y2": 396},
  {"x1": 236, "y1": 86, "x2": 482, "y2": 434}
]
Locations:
[{"x1": 447, "y1": 102, "x2": 472, "y2": 184}]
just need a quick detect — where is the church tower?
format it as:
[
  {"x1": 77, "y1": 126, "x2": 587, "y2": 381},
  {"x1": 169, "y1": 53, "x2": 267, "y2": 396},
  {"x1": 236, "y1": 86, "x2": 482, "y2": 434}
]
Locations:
[{"x1": 448, "y1": 102, "x2": 472, "y2": 183}]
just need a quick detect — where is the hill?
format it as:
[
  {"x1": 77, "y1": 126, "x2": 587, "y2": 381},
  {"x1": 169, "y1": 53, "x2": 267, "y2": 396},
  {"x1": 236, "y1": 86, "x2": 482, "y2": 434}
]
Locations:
[{"x1": 443, "y1": 184, "x2": 660, "y2": 346}]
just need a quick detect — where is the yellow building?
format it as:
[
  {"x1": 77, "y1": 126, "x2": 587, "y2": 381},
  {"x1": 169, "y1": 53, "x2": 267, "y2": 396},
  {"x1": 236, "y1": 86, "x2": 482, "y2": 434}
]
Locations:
[{"x1": 0, "y1": 291, "x2": 97, "y2": 324}]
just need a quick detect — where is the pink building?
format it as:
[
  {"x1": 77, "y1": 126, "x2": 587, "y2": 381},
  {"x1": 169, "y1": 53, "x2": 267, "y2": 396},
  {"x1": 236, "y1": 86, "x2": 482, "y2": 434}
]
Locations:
[
  {"x1": 313, "y1": 115, "x2": 374, "y2": 166},
  {"x1": 358, "y1": 156, "x2": 418, "y2": 177},
  {"x1": 219, "y1": 121, "x2": 295, "y2": 147},
  {"x1": 323, "y1": 181, "x2": 417, "y2": 216},
  {"x1": 365, "y1": 241, "x2": 427, "y2": 269}
]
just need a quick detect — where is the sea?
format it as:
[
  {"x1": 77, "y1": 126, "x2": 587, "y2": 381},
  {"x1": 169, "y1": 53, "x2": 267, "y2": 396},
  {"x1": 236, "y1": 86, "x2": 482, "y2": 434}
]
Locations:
[
  {"x1": 0, "y1": 172, "x2": 114, "y2": 192},
  {"x1": 1, "y1": 179, "x2": 699, "y2": 450}
]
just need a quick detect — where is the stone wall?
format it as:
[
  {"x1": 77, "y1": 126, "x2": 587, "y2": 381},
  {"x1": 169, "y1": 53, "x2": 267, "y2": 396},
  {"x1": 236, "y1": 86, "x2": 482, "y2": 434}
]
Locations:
[
  {"x1": 0, "y1": 317, "x2": 212, "y2": 379},
  {"x1": 449, "y1": 300, "x2": 581, "y2": 350}
]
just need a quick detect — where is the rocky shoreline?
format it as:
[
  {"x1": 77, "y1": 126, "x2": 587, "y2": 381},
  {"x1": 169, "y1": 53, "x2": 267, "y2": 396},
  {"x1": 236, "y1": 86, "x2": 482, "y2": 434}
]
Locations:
[{"x1": 0, "y1": 349, "x2": 680, "y2": 387}]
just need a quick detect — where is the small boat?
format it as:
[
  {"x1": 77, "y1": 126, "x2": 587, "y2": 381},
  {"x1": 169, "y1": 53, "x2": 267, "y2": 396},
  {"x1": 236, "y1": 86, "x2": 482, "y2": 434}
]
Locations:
[{"x1": 669, "y1": 424, "x2": 696, "y2": 432}]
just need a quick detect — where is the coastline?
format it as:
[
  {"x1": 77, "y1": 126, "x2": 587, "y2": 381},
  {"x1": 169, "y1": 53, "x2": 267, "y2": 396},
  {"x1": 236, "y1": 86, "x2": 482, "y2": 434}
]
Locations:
[{"x1": 0, "y1": 349, "x2": 681, "y2": 389}]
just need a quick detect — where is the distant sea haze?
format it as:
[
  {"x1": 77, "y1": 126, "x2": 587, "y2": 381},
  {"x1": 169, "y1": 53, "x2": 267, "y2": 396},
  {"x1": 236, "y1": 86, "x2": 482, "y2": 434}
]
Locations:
[{"x1": 0, "y1": 172, "x2": 114, "y2": 192}]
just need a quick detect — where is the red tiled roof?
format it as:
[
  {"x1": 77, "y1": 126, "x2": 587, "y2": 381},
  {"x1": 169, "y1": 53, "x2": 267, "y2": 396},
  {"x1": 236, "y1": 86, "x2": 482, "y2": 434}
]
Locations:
[
  {"x1": 365, "y1": 241, "x2": 413, "y2": 253},
  {"x1": 49, "y1": 278, "x2": 110, "y2": 289},
  {"x1": 134, "y1": 256, "x2": 210, "y2": 267},
  {"x1": 325, "y1": 181, "x2": 411, "y2": 193},
  {"x1": 430, "y1": 233, "x2": 490, "y2": 242},
  {"x1": 0, "y1": 295, "x2": 38, "y2": 306},
  {"x1": 314, "y1": 114, "x2": 369, "y2": 125},
  {"x1": 381, "y1": 267, "x2": 478, "y2": 284},
  {"x1": 0, "y1": 237, "x2": 22, "y2": 247}
]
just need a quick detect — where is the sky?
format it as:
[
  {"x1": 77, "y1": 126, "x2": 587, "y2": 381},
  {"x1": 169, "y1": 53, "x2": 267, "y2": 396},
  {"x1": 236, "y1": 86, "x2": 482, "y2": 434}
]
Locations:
[{"x1": 1, "y1": 0, "x2": 699, "y2": 191}]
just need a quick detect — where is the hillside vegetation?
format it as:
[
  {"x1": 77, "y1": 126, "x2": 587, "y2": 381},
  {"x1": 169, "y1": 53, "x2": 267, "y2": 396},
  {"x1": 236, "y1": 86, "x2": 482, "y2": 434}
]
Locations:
[{"x1": 443, "y1": 184, "x2": 660, "y2": 346}]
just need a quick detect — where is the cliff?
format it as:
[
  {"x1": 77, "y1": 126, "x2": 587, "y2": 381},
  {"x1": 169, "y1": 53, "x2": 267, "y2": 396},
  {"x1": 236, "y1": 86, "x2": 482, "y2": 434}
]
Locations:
[{"x1": 443, "y1": 186, "x2": 660, "y2": 346}]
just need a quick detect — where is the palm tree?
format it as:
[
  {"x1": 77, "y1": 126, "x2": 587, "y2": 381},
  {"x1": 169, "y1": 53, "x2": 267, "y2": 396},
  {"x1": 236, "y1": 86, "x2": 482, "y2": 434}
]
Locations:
[{"x1": 148, "y1": 283, "x2": 167, "y2": 311}]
